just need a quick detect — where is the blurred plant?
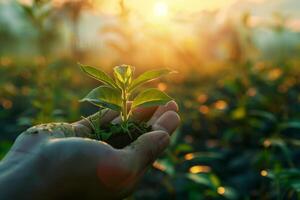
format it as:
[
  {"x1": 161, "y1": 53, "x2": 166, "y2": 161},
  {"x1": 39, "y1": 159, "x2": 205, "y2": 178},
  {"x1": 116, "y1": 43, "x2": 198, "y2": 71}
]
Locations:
[
  {"x1": 19, "y1": 0, "x2": 61, "y2": 55},
  {"x1": 54, "y1": 0, "x2": 94, "y2": 57}
]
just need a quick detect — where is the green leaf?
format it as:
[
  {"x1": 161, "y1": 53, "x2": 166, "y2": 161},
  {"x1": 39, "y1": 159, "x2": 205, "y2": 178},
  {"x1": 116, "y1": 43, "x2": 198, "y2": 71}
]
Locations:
[
  {"x1": 249, "y1": 110, "x2": 277, "y2": 123},
  {"x1": 210, "y1": 174, "x2": 221, "y2": 188},
  {"x1": 80, "y1": 86, "x2": 122, "y2": 111},
  {"x1": 129, "y1": 69, "x2": 175, "y2": 92},
  {"x1": 132, "y1": 88, "x2": 172, "y2": 109},
  {"x1": 186, "y1": 173, "x2": 211, "y2": 187},
  {"x1": 279, "y1": 121, "x2": 300, "y2": 131},
  {"x1": 222, "y1": 187, "x2": 238, "y2": 200},
  {"x1": 101, "y1": 131, "x2": 113, "y2": 141},
  {"x1": 268, "y1": 138, "x2": 293, "y2": 166},
  {"x1": 175, "y1": 143, "x2": 193, "y2": 154},
  {"x1": 113, "y1": 65, "x2": 134, "y2": 88},
  {"x1": 79, "y1": 64, "x2": 117, "y2": 88}
]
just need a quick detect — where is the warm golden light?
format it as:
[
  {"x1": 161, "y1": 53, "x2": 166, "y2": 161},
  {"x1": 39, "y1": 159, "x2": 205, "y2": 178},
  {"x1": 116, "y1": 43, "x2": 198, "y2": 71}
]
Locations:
[
  {"x1": 189, "y1": 165, "x2": 211, "y2": 174},
  {"x1": 197, "y1": 94, "x2": 208, "y2": 103},
  {"x1": 263, "y1": 140, "x2": 271, "y2": 148},
  {"x1": 217, "y1": 186, "x2": 226, "y2": 195},
  {"x1": 153, "y1": 161, "x2": 166, "y2": 171},
  {"x1": 18, "y1": 0, "x2": 32, "y2": 6},
  {"x1": 153, "y1": 1, "x2": 169, "y2": 17},
  {"x1": 199, "y1": 105, "x2": 209, "y2": 114},
  {"x1": 260, "y1": 170, "x2": 268, "y2": 177},
  {"x1": 157, "y1": 82, "x2": 167, "y2": 91},
  {"x1": 184, "y1": 153, "x2": 194, "y2": 160},
  {"x1": 0, "y1": 57, "x2": 12, "y2": 66},
  {"x1": 268, "y1": 68, "x2": 282, "y2": 81},
  {"x1": 214, "y1": 100, "x2": 228, "y2": 110},
  {"x1": 2, "y1": 99, "x2": 13, "y2": 110}
]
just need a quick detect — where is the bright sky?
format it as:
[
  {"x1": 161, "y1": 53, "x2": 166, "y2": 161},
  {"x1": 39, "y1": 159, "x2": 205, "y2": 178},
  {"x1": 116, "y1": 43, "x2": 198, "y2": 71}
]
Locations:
[
  {"x1": 129, "y1": 0, "x2": 234, "y2": 12},
  {"x1": 97, "y1": 0, "x2": 300, "y2": 27},
  {"x1": 100, "y1": 0, "x2": 236, "y2": 16}
]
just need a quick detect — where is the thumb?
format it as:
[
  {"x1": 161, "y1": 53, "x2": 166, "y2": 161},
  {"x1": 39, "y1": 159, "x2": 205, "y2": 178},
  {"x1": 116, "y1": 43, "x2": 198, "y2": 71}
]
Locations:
[
  {"x1": 123, "y1": 110, "x2": 180, "y2": 172},
  {"x1": 124, "y1": 130, "x2": 170, "y2": 172}
]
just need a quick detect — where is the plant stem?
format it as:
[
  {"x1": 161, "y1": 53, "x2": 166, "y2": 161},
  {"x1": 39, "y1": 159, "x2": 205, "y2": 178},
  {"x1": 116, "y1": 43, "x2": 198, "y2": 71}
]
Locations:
[{"x1": 122, "y1": 89, "x2": 128, "y2": 122}]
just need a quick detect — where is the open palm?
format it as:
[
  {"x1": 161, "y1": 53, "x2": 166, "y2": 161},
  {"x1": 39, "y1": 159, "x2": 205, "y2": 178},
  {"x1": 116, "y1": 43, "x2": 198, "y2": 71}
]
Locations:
[{"x1": 0, "y1": 101, "x2": 180, "y2": 200}]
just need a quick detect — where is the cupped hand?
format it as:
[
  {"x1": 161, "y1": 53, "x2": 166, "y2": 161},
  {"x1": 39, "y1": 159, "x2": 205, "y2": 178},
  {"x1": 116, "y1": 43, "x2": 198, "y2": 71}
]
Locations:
[{"x1": 0, "y1": 101, "x2": 180, "y2": 200}]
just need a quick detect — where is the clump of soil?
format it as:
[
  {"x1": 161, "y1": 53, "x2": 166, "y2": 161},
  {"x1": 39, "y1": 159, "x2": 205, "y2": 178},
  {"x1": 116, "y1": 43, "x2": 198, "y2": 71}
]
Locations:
[{"x1": 95, "y1": 121, "x2": 151, "y2": 149}]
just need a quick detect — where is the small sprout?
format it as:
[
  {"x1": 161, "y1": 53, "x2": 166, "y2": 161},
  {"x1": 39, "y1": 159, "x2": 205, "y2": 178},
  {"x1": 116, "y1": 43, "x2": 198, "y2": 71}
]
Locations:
[{"x1": 79, "y1": 64, "x2": 175, "y2": 140}]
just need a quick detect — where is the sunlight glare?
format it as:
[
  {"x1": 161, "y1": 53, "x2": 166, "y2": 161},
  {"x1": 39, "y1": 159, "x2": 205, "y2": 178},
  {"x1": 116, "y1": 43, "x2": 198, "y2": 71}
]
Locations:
[{"x1": 153, "y1": 1, "x2": 169, "y2": 18}]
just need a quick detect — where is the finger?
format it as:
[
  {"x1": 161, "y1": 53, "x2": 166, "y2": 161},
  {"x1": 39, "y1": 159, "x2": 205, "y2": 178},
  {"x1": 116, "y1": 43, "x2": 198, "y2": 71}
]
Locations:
[
  {"x1": 73, "y1": 109, "x2": 119, "y2": 137},
  {"x1": 50, "y1": 137, "x2": 138, "y2": 195},
  {"x1": 72, "y1": 123, "x2": 93, "y2": 138},
  {"x1": 122, "y1": 130, "x2": 170, "y2": 172},
  {"x1": 121, "y1": 111, "x2": 180, "y2": 174},
  {"x1": 147, "y1": 100, "x2": 178, "y2": 126},
  {"x1": 76, "y1": 109, "x2": 119, "y2": 127},
  {"x1": 73, "y1": 100, "x2": 178, "y2": 137},
  {"x1": 111, "y1": 100, "x2": 178, "y2": 124},
  {"x1": 131, "y1": 106, "x2": 158, "y2": 122},
  {"x1": 152, "y1": 110, "x2": 180, "y2": 134},
  {"x1": 111, "y1": 106, "x2": 158, "y2": 124}
]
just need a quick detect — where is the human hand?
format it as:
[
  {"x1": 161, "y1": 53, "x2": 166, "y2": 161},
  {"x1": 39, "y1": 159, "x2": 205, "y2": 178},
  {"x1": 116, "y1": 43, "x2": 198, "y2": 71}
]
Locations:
[{"x1": 0, "y1": 101, "x2": 180, "y2": 200}]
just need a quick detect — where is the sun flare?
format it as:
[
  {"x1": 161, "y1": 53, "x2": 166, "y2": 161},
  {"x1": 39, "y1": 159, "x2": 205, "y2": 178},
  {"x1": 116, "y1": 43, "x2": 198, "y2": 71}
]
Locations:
[{"x1": 153, "y1": 1, "x2": 169, "y2": 18}]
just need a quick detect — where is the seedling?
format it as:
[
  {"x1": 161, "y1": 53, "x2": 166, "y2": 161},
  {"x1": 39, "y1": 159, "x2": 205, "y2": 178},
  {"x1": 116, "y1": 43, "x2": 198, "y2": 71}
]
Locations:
[{"x1": 79, "y1": 64, "x2": 175, "y2": 148}]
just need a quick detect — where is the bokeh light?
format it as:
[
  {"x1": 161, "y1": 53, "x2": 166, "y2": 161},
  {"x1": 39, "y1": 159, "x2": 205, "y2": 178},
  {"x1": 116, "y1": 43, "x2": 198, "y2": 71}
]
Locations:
[
  {"x1": 260, "y1": 170, "x2": 268, "y2": 177},
  {"x1": 217, "y1": 186, "x2": 226, "y2": 195},
  {"x1": 189, "y1": 165, "x2": 211, "y2": 174}
]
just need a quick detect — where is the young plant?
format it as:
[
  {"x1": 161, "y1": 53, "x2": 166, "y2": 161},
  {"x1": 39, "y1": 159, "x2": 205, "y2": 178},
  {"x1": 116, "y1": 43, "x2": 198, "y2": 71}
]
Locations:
[{"x1": 79, "y1": 64, "x2": 175, "y2": 146}]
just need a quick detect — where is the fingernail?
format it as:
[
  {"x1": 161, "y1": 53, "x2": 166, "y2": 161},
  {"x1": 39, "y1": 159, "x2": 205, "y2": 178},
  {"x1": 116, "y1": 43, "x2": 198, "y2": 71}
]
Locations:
[
  {"x1": 147, "y1": 101, "x2": 178, "y2": 126},
  {"x1": 167, "y1": 100, "x2": 179, "y2": 112},
  {"x1": 152, "y1": 111, "x2": 180, "y2": 134}
]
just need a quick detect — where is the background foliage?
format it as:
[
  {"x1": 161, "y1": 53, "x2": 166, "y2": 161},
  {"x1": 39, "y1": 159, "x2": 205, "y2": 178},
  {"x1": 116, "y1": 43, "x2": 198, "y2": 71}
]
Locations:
[{"x1": 1, "y1": 0, "x2": 300, "y2": 199}]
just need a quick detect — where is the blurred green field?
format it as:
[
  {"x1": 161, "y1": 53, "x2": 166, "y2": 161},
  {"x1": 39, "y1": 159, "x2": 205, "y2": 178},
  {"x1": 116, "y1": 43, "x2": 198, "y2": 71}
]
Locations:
[{"x1": 1, "y1": 0, "x2": 300, "y2": 199}]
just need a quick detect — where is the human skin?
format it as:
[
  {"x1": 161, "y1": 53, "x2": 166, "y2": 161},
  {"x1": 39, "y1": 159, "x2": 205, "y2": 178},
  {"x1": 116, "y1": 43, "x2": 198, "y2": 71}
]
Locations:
[{"x1": 0, "y1": 101, "x2": 180, "y2": 200}]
